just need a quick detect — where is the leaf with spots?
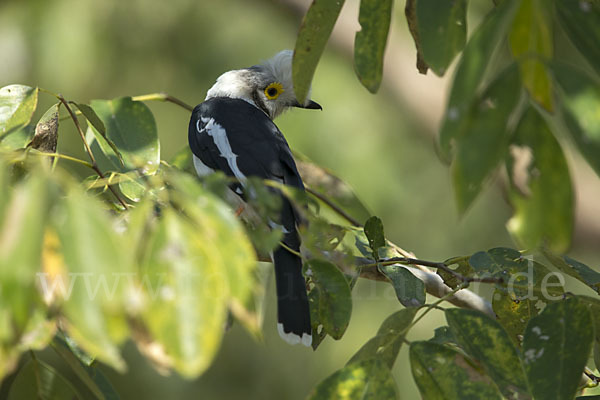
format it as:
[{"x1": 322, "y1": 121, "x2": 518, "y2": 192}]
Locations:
[
  {"x1": 307, "y1": 358, "x2": 398, "y2": 400},
  {"x1": 414, "y1": 0, "x2": 467, "y2": 77},
  {"x1": 410, "y1": 341, "x2": 503, "y2": 400},
  {"x1": 378, "y1": 265, "x2": 425, "y2": 307},
  {"x1": 505, "y1": 107, "x2": 573, "y2": 252},
  {"x1": 306, "y1": 259, "x2": 352, "y2": 340},
  {"x1": 0, "y1": 85, "x2": 39, "y2": 140},
  {"x1": 438, "y1": 0, "x2": 519, "y2": 159},
  {"x1": 445, "y1": 308, "x2": 529, "y2": 398},
  {"x1": 492, "y1": 289, "x2": 538, "y2": 345},
  {"x1": 438, "y1": 256, "x2": 473, "y2": 289},
  {"x1": 293, "y1": 0, "x2": 346, "y2": 104},
  {"x1": 348, "y1": 308, "x2": 417, "y2": 368},
  {"x1": 522, "y1": 297, "x2": 593, "y2": 400},
  {"x1": 354, "y1": 0, "x2": 393, "y2": 92},
  {"x1": 451, "y1": 64, "x2": 521, "y2": 213}
]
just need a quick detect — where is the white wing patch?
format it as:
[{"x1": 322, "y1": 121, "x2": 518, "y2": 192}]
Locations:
[
  {"x1": 192, "y1": 155, "x2": 214, "y2": 177},
  {"x1": 197, "y1": 117, "x2": 247, "y2": 183},
  {"x1": 277, "y1": 323, "x2": 312, "y2": 347}
]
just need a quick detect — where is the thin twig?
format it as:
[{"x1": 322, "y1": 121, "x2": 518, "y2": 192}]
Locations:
[
  {"x1": 57, "y1": 95, "x2": 129, "y2": 209},
  {"x1": 305, "y1": 186, "x2": 361, "y2": 227},
  {"x1": 132, "y1": 93, "x2": 194, "y2": 112}
]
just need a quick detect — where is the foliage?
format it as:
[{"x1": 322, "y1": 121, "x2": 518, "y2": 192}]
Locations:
[{"x1": 0, "y1": 0, "x2": 599, "y2": 399}]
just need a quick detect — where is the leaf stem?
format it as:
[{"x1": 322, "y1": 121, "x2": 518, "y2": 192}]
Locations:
[
  {"x1": 57, "y1": 94, "x2": 128, "y2": 209},
  {"x1": 132, "y1": 93, "x2": 194, "y2": 112}
]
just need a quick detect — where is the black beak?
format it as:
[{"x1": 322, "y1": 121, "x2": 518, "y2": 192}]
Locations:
[{"x1": 295, "y1": 100, "x2": 322, "y2": 110}]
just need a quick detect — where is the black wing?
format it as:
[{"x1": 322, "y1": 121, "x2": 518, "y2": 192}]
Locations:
[{"x1": 188, "y1": 97, "x2": 304, "y2": 191}]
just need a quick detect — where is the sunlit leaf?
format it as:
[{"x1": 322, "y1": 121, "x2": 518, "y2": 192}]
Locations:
[
  {"x1": 0, "y1": 124, "x2": 34, "y2": 150},
  {"x1": 451, "y1": 65, "x2": 521, "y2": 213},
  {"x1": 354, "y1": 0, "x2": 393, "y2": 92},
  {"x1": 293, "y1": 0, "x2": 346, "y2": 103},
  {"x1": 348, "y1": 308, "x2": 417, "y2": 368},
  {"x1": 506, "y1": 107, "x2": 573, "y2": 252},
  {"x1": 552, "y1": 62, "x2": 600, "y2": 177},
  {"x1": 437, "y1": 256, "x2": 473, "y2": 289},
  {"x1": 75, "y1": 102, "x2": 124, "y2": 167},
  {"x1": 555, "y1": 0, "x2": 600, "y2": 76},
  {"x1": 415, "y1": 0, "x2": 467, "y2": 76},
  {"x1": 438, "y1": 0, "x2": 518, "y2": 159},
  {"x1": 55, "y1": 185, "x2": 132, "y2": 371},
  {"x1": 379, "y1": 265, "x2": 425, "y2": 307},
  {"x1": 140, "y1": 208, "x2": 230, "y2": 377},
  {"x1": 30, "y1": 103, "x2": 60, "y2": 153},
  {"x1": 306, "y1": 259, "x2": 352, "y2": 340},
  {"x1": 523, "y1": 297, "x2": 593, "y2": 400},
  {"x1": 8, "y1": 358, "x2": 82, "y2": 400},
  {"x1": 410, "y1": 341, "x2": 503, "y2": 400},
  {"x1": 87, "y1": 97, "x2": 159, "y2": 174},
  {"x1": 509, "y1": 0, "x2": 553, "y2": 111},
  {"x1": 0, "y1": 85, "x2": 39, "y2": 139},
  {"x1": 307, "y1": 358, "x2": 398, "y2": 400}
]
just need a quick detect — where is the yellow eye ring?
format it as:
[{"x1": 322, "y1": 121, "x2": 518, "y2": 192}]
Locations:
[{"x1": 264, "y1": 82, "x2": 284, "y2": 100}]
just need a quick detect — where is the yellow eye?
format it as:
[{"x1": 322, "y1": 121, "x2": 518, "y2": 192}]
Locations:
[{"x1": 264, "y1": 82, "x2": 284, "y2": 100}]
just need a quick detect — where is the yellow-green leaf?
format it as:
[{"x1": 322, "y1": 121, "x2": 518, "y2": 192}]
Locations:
[
  {"x1": 0, "y1": 85, "x2": 39, "y2": 140},
  {"x1": 354, "y1": 0, "x2": 393, "y2": 92}
]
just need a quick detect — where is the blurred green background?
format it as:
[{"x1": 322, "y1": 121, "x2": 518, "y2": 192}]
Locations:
[{"x1": 1, "y1": 0, "x2": 598, "y2": 398}]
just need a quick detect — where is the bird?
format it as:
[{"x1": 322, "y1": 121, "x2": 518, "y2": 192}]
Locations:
[{"x1": 188, "y1": 50, "x2": 322, "y2": 346}]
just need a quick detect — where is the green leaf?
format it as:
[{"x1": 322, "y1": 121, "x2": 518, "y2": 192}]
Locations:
[
  {"x1": 53, "y1": 337, "x2": 120, "y2": 400},
  {"x1": 445, "y1": 308, "x2": 529, "y2": 398},
  {"x1": 0, "y1": 124, "x2": 34, "y2": 150},
  {"x1": 378, "y1": 265, "x2": 425, "y2": 307},
  {"x1": 509, "y1": 0, "x2": 553, "y2": 111},
  {"x1": 438, "y1": 0, "x2": 519, "y2": 158},
  {"x1": 552, "y1": 62, "x2": 600, "y2": 177},
  {"x1": 306, "y1": 259, "x2": 352, "y2": 340},
  {"x1": 542, "y1": 249, "x2": 600, "y2": 295},
  {"x1": 87, "y1": 97, "x2": 159, "y2": 173},
  {"x1": 30, "y1": 103, "x2": 60, "y2": 153},
  {"x1": 8, "y1": 359, "x2": 82, "y2": 400},
  {"x1": 410, "y1": 341, "x2": 503, "y2": 400},
  {"x1": 0, "y1": 171, "x2": 50, "y2": 330},
  {"x1": 75, "y1": 102, "x2": 124, "y2": 167},
  {"x1": 451, "y1": 65, "x2": 521, "y2": 213},
  {"x1": 437, "y1": 256, "x2": 473, "y2": 289},
  {"x1": 55, "y1": 185, "x2": 132, "y2": 372},
  {"x1": 428, "y1": 326, "x2": 457, "y2": 346},
  {"x1": 0, "y1": 85, "x2": 39, "y2": 139},
  {"x1": 307, "y1": 358, "x2": 398, "y2": 400},
  {"x1": 506, "y1": 107, "x2": 573, "y2": 252},
  {"x1": 293, "y1": 0, "x2": 346, "y2": 103},
  {"x1": 555, "y1": 0, "x2": 600, "y2": 76},
  {"x1": 523, "y1": 297, "x2": 593, "y2": 400},
  {"x1": 415, "y1": 0, "x2": 467, "y2": 76},
  {"x1": 353, "y1": 0, "x2": 392, "y2": 92},
  {"x1": 492, "y1": 289, "x2": 538, "y2": 344},
  {"x1": 140, "y1": 208, "x2": 230, "y2": 377},
  {"x1": 404, "y1": 0, "x2": 429, "y2": 74},
  {"x1": 363, "y1": 216, "x2": 385, "y2": 258},
  {"x1": 348, "y1": 308, "x2": 417, "y2": 368}
]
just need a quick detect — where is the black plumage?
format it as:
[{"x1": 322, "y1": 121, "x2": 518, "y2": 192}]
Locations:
[{"x1": 188, "y1": 97, "x2": 312, "y2": 344}]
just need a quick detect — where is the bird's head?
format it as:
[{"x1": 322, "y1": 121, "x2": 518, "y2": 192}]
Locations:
[{"x1": 205, "y1": 50, "x2": 322, "y2": 120}]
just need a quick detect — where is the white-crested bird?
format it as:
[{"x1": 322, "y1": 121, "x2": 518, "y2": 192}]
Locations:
[{"x1": 188, "y1": 50, "x2": 321, "y2": 346}]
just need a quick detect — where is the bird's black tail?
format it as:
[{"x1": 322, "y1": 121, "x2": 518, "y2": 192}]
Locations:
[{"x1": 273, "y1": 229, "x2": 312, "y2": 347}]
